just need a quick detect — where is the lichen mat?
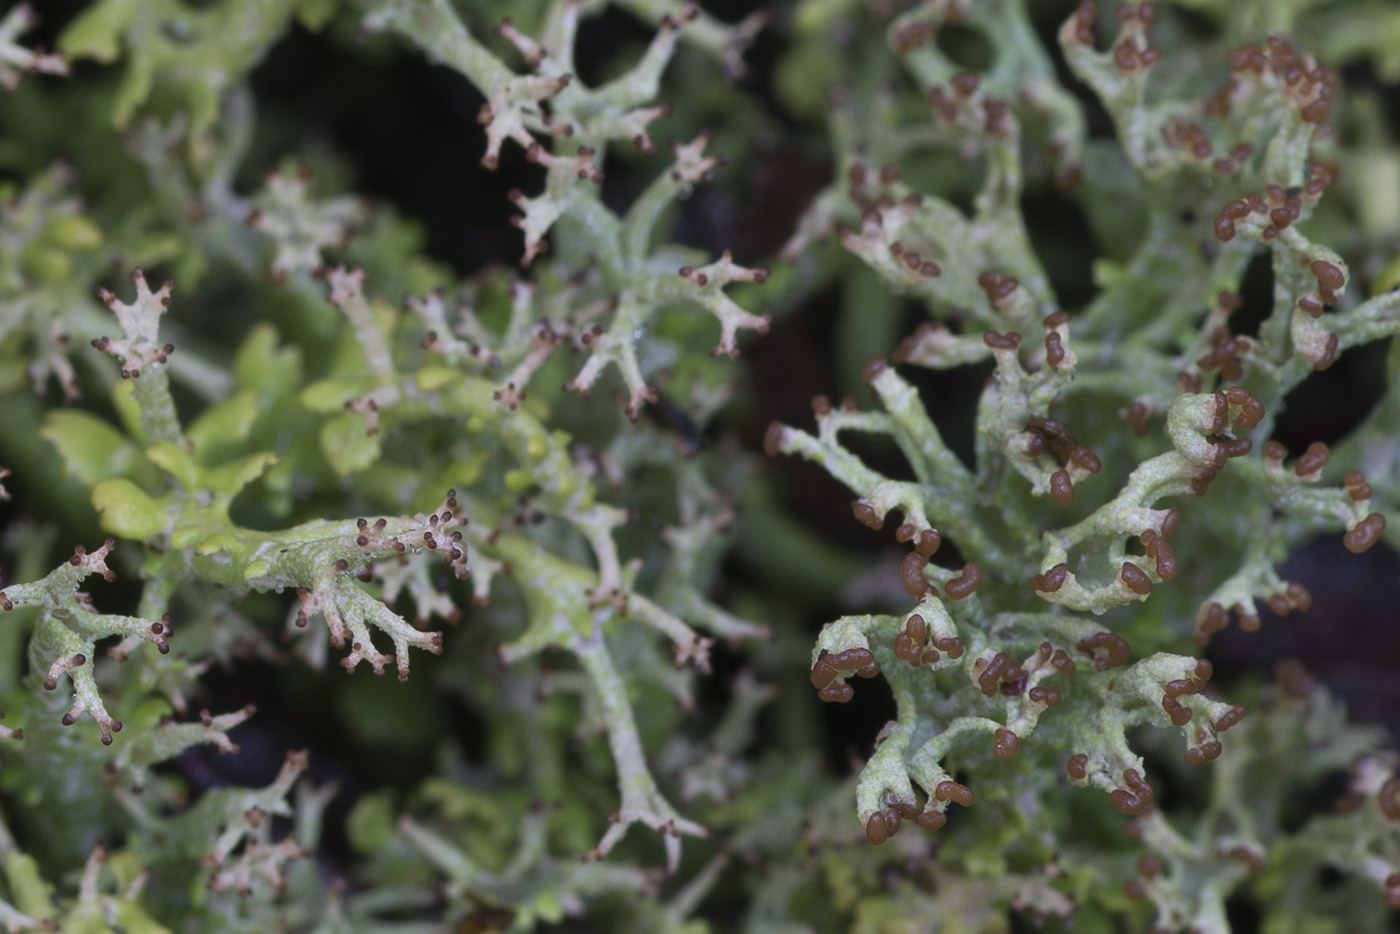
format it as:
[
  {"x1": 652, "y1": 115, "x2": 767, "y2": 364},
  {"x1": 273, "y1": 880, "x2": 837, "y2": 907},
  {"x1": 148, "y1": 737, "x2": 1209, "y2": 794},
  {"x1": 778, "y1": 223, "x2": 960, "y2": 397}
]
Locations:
[{"x1": 0, "y1": 1, "x2": 1397, "y2": 931}]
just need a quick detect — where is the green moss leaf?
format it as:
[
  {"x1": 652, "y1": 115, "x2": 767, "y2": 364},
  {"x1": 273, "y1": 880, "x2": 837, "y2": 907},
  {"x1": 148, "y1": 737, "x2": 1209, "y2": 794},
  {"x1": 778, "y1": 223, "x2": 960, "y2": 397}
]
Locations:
[
  {"x1": 319, "y1": 411, "x2": 382, "y2": 475},
  {"x1": 186, "y1": 390, "x2": 259, "y2": 459},
  {"x1": 110, "y1": 899, "x2": 173, "y2": 934},
  {"x1": 301, "y1": 378, "x2": 372, "y2": 413},
  {"x1": 41, "y1": 215, "x2": 104, "y2": 252},
  {"x1": 110, "y1": 381, "x2": 144, "y2": 442},
  {"x1": 415, "y1": 366, "x2": 460, "y2": 392},
  {"x1": 233, "y1": 323, "x2": 302, "y2": 398},
  {"x1": 41, "y1": 411, "x2": 138, "y2": 487},
  {"x1": 91, "y1": 478, "x2": 167, "y2": 539},
  {"x1": 20, "y1": 243, "x2": 70, "y2": 285},
  {"x1": 529, "y1": 891, "x2": 566, "y2": 925},
  {"x1": 144, "y1": 440, "x2": 198, "y2": 490},
  {"x1": 203, "y1": 451, "x2": 278, "y2": 497},
  {"x1": 58, "y1": 0, "x2": 136, "y2": 63},
  {"x1": 295, "y1": 0, "x2": 342, "y2": 30},
  {"x1": 2, "y1": 851, "x2": 55, "y2": 921},
  {"x1": 346, "y1": 791, "x2": 397, "y2": 855}
]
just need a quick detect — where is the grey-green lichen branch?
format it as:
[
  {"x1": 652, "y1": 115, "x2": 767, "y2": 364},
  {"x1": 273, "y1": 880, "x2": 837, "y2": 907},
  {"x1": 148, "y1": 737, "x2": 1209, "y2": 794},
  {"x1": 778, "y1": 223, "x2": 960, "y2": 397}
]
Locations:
[
  {"x1": 0, "y1": 4, "x2": 67, "y2": 92},
  {"x1": 79, "y1": 270, "x2": 462, "y2": 682},
  {"x1": 364, "y1": 0, "x2": 772, "y2": 417},
  {"x1": 0, "y1": 539, "x2": 169, "y2": 744},
  {"x1": 766, "y1": 0, "x2": 1400, "y2": 927}
]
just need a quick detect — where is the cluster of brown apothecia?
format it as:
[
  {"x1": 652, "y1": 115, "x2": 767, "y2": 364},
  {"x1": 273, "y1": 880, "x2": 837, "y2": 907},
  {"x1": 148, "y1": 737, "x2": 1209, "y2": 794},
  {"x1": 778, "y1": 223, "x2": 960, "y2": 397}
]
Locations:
[
  {"x1": 1019, "y1": 412, "x2": 1102, "y2": 507},
  {"x1": 792, "y1": 383, "x2": 1280, "y2": 831},
  {"x1": 1264, "y1": 440, "x2": 1387, "y2": 552},
  {"x1": 1219, "y1": 36, "x2": 1339, "y2": 126},
  {"x1": 971, "y1": 641, "x2": 1074, "y2": 707},
  {"x1": 1187, "y1": 388, "x2": 1264, "y2": 495},
  {"x1": 1065, "y1": 759, "x2": 1156, "y2": 816},
  {"x1": 808, "y1": 647, "x2": 880, "y2": 704},
  {"x1": 926, "y1": 72, "x2": 1015, "y2": 139},
  {"x1": 874, "y1": 516, "x2": 983, "y2": 604},
  {"x1": 862, "y1": 777, "x2": 977, "y2": 844},
  {"x1": 767, "y1": 5, "x2": 1400, "y2": 908},
  {"x1": 1213, "y1": 162, "x2": 1339, "y2": 246},
  {"x1": 892, "y1": 613, "x2": 964, "y2": 668},
  {"x1": 1085, "y1": 5, "x2": 1341, "y2": 138}
]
